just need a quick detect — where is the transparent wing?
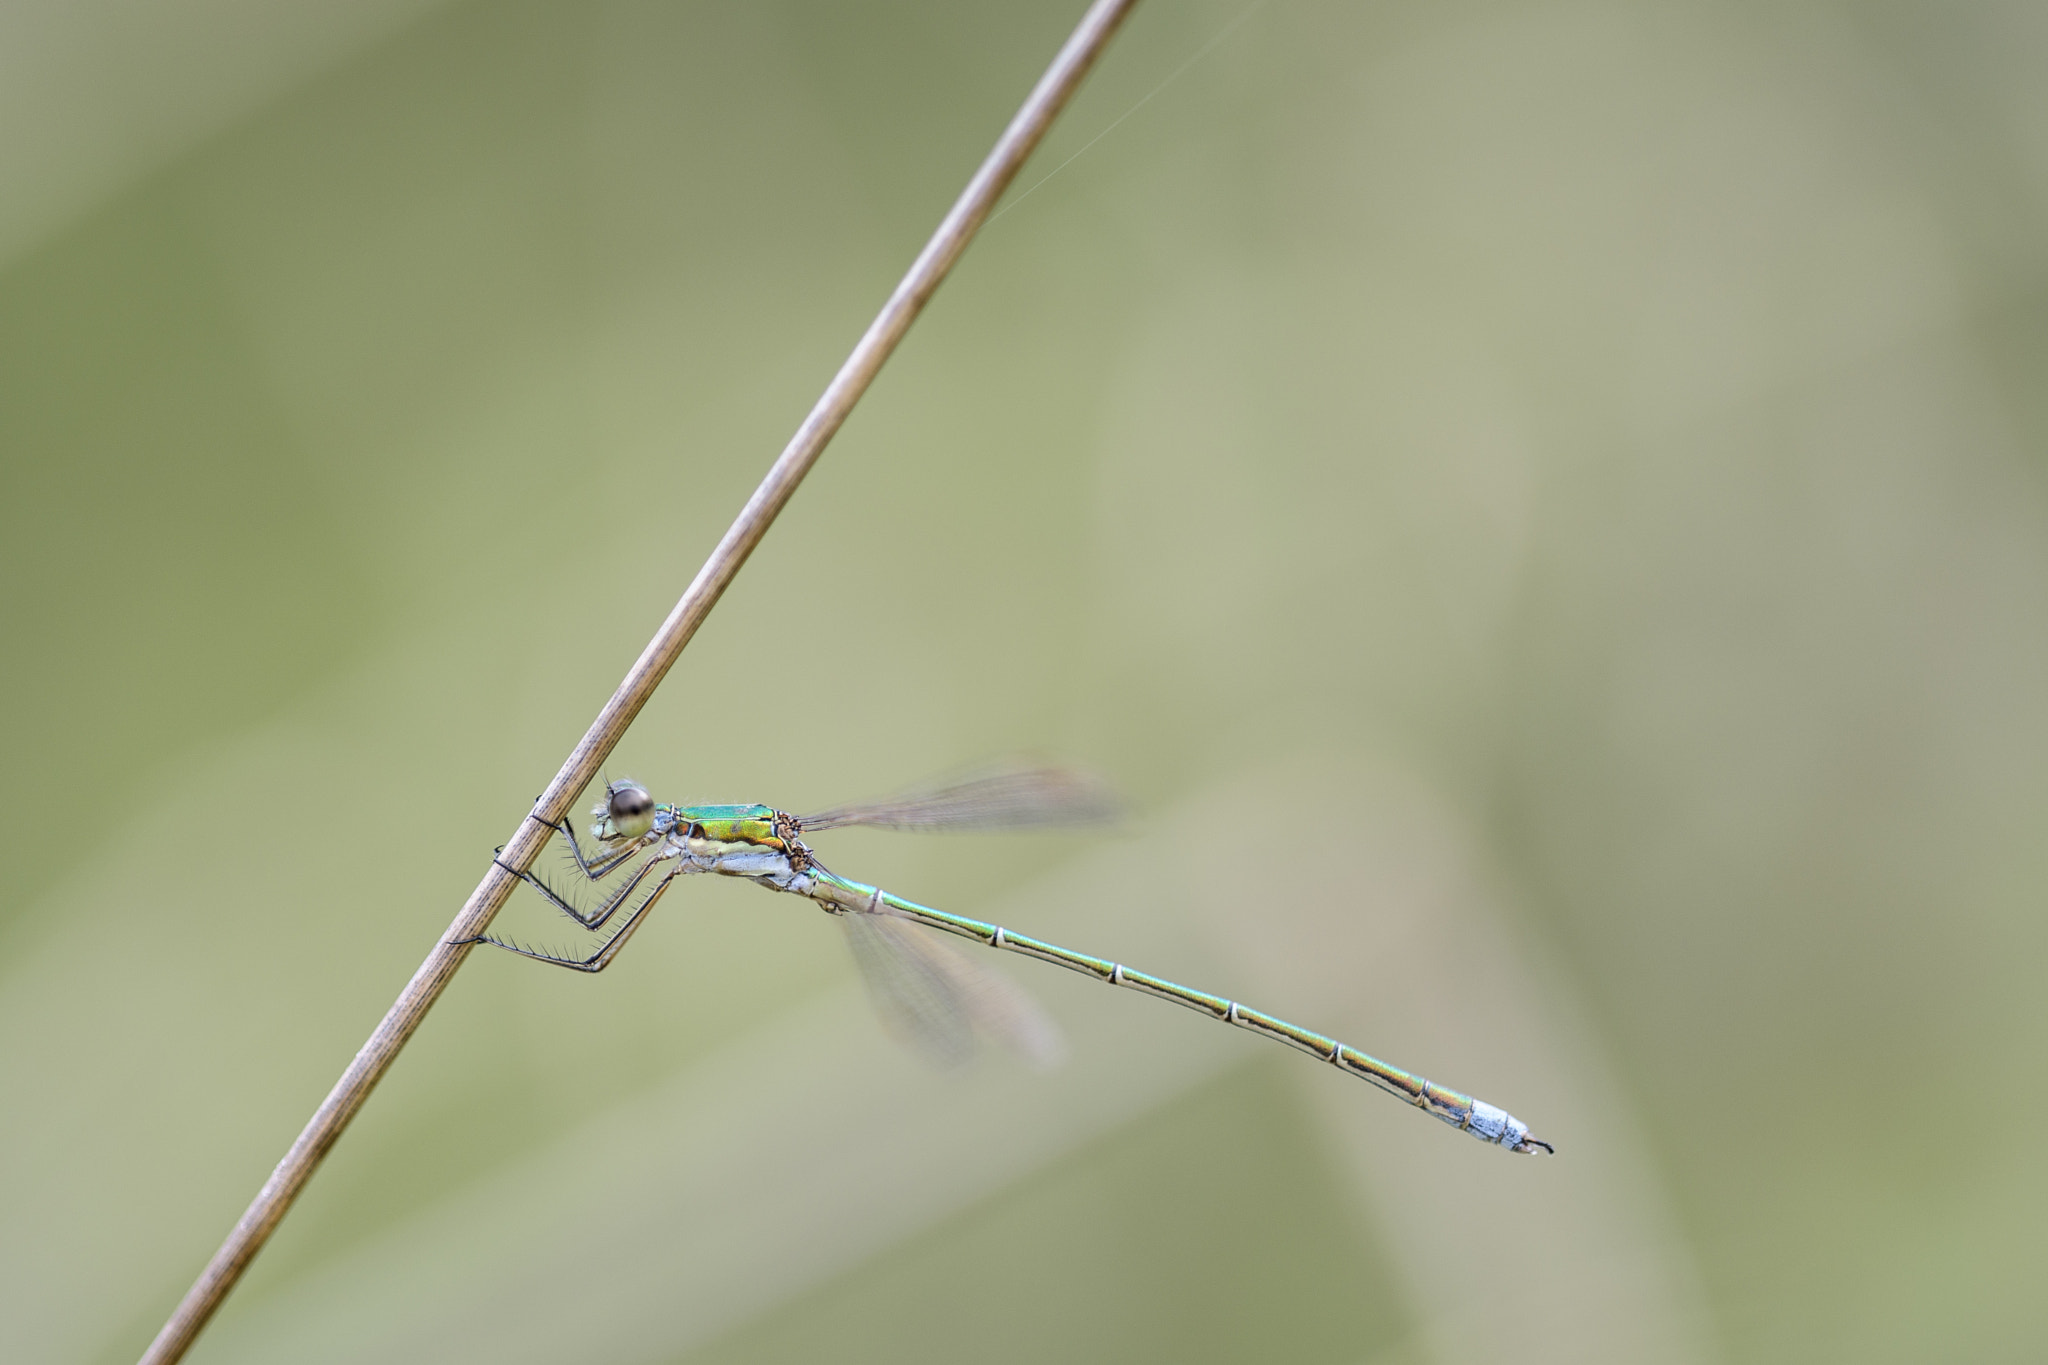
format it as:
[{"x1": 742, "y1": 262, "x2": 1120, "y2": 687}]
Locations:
[
  {"x1": 840, "y1": 906, "x2": 1064, "y2": 1069},
  {"x1": 800, "y1": 759, "x2": 1119, "y2": 833}
]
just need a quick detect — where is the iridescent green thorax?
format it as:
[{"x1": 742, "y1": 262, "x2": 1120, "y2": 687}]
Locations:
[
  {"x1": 666, "y1": 803, "x2": 779, "y2": 844},
  {"x1": 661, "y1": 803, "x2": 810, "y2": 870}
]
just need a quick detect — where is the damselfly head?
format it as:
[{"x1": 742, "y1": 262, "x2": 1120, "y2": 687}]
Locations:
[{"x1": 592, "y1": 778, "x2": 656, "y2": 842}]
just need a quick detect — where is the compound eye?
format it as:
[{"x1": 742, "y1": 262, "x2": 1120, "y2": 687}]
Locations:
[{"x1": 607, "y1": 782, "x2": 654, "y2": 820}]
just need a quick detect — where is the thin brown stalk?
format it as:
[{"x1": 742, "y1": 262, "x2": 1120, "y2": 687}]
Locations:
[{"x1": 137, "y1": 3, "x2": 1139, "y2": 1360}]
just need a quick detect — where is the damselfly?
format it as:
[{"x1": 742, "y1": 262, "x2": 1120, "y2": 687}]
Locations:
[{"x1": 464, "y1": 763, "x2": 1551, "y2": 1154}]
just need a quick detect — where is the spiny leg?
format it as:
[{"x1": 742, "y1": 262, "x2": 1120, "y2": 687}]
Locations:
[
  {"x1": 505, "y1": 848, "x2": 669, "y2": 931},
  {"x1": 459, "y1": 863, "x2": 682, "y2": 973},
  {"x1": 546, "y1": 815, "x2": 645, "y2": 881},
  {"x1": 573, "y1": 839, "x2": 644, "y2": 881}
]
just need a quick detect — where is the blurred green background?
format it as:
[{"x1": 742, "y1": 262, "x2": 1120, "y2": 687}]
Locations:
[{"x1": 5, "y1": 1, "x2": 2047, "y2": 1361}]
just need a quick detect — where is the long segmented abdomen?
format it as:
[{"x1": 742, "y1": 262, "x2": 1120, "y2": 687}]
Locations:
[{"x1": 801, "y1": 869, "x2": 1548, "y2": 1153}]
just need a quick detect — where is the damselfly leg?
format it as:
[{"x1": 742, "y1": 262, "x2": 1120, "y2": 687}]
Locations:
[
  {"x1": 513, "y1": 843, "x2": 666, "y2": 931},
  {"x1": 548, "y1": 815, "x2": 645, "y2": 881},
  {"x1": 462, "y1": 860, "x2": 684, "y2": 973}
]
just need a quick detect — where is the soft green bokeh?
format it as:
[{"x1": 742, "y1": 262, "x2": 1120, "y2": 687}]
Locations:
[{"x1": 3, "y1": 2, "x2": 2046, "y2": 1362}]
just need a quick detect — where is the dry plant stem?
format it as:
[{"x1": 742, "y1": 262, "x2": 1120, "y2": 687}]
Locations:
[{"x1": 137, "y1": 3, "x2": 1139, "y2": 1361}]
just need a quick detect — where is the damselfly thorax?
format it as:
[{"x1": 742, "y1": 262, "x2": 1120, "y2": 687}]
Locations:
[{"x1": 583, "y1": 792, "x2": 817, "y2": 885}]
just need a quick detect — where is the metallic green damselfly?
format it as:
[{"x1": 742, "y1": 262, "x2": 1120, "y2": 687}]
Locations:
[{"x1": 464, "y1": 763, "x2": 1550, "y2": 1154}]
